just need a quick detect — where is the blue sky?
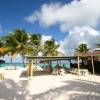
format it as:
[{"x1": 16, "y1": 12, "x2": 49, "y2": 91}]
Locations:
[
  {"x1": 0, "y1": 0, "x2": 73, "y2": 41},
  {"x1": 0, "y1": 0, "x2": 100, "y2": 63}
]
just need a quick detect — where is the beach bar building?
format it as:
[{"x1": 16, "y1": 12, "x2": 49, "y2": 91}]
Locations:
[{"x1": 26, "y1": 50, "x2": 100, "y2": 78}]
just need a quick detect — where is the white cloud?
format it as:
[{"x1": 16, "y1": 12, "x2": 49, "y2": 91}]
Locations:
[
  {"x1": 57, "y1": 26, "x2": 100, "y2": 55},
  {"x1": 0, "y1": 54, "x2": 22, "y2": 63},
  {"x1": 25, "y1": 0, "x2": 100, "y2": 55},
  {"x1": 25, "y1": 0, "x2": 100, "y2": 32}
]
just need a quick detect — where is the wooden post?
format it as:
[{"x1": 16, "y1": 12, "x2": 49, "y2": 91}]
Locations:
[
  {"x1": 69, "y1": 59, "x2": 71, "y2": 68},
  {"x1": 69, "y1": 59, "x2": 71, "y2": 64},
  {"x1": 59, "y1": 60, "x2": 61, "y2": 66},
  {"x1": 28, "y1": 59, "x2": 33, "y2": 78},
  {"x1": 77, "y1": 56, "x2": 80, "y2": 76},
  {"x1": 91, "y1": 56, "x2": 95, "y2": 75}
]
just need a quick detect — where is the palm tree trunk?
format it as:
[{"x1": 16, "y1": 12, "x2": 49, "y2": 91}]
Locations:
[
  {"x1": 10, "y1": 55, "x2": 13, "y2": 68},
  {"x1": 22, "y1": 55, "x2": 25, "y2": 67},
  {"x1": 10, "y1": 57, "x2": 12, "y2": 63}
]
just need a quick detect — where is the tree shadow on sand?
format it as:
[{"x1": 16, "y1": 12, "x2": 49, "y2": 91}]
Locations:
[
  {"x1": 20, "y1": 70, "x2": 51, "y2": 77},
  {"x1": 0, "y1": 79, "x2": 29, "y2": 100},
  {"x1": 0, "y1": 77, "x2": 100, "y2": 100},
  {"x1": 31, "y1": 79, "x2": 100, "y2": 100}
]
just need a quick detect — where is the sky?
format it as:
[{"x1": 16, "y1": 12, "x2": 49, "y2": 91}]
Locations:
[
  {"x1": 0, "y1": 0, "x2": 100, "y2": 63},
  {"x1": 0, "y1": 0, "x2": 72, "y2": 41}
]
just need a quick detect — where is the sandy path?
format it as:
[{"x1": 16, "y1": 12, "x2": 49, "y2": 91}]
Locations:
[{"x1": 0, "y1": 69, "x2": 100, "y2": 100}]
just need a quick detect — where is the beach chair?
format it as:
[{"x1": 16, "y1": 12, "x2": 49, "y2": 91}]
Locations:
[
  {"x1": 52, "y1": 69, "x2": 59, "y2": 75},
  {"x1": 60, "y1": 69, "x2": 66, "y2": 75},
  {"x1": 0, "y1": 73, "x2": 5, "y2": 80},
  {"x1": 80, "y1": 69, "x2": 89, "y2": 75}
]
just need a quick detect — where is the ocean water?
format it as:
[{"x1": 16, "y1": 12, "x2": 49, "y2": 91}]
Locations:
[
  {"x1": 0, "y1": 62, "x2": 70, "y2": 68},
  {"x1": 0, "y1": 63, "x2": 28, "y2": 68}
]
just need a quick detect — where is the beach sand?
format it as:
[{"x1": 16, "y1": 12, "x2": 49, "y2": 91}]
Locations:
[{"x1": 0, "y1": 68, "x2": 100, "y2": 100}]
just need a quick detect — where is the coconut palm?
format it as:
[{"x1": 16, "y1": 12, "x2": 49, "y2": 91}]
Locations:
[
  {"x1": 0, "y1": 37, "x2": 11, "y2": 57},
  {"x1": 13, "y1": 29, "x2": 36, "y2": 64},
  {"x1": 2, "y1": 29, "x2": 43, "y2": 65},
  {"x1": 2, "y1": 29, "x2": 33, "y2": 65},
  {"x1": 76, "y1": 43, "x2": 89, "y2": 53},
  {"x1": 0, "y1": 39, "x2": 3, "y2": 47},
  {"x1": 43, "y1": 39, "x2": 59, "y2": 56},
  {"x1": 30, "y1": 34, "x2": 42, "y2": 56},
  {"x1": 76, "y1": 43, "x2": 89, "y2": 66},
  {"x1": 0, "y1": 39, "x2": 4, "y2": 56},
  {"x1": 2, "y1": 32, "x2": 17, "y2": 62},
  {"x1": 43, "y1": 39, "x2": 59, "y2": 72}
]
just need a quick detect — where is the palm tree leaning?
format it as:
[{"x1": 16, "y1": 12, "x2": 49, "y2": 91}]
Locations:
[
  {"x1": 14, "y1": 29, "x2": 30, "y2": 64},
  {"x1": 2, "y1": 32, "x2": 17, "y2": 63},
  {"x1": 2, "y1": 29, "x2": 43, "y2": 66},
  {"x1": 0, "y1": 37, "x2": 12, "y2": 57},
  {"x1": 2, "y1": 29, "x2": 32, "y2": 66},
  {"x1": 0, "y1": 39, "x2": 4, "y2": 56}
]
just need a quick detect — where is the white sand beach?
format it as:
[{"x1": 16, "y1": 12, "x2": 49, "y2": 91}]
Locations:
[{"x1": 0, "y1": 68, "x2": 100, "y2": 100}]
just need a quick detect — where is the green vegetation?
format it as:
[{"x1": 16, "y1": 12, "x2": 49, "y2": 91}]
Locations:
[
  {"x1": 75, "y1": 43, "x2": 89, "y2": 66},
  {"x1": 76, "y1": 43, "x2": 89, "y2": 53},
  {"x1": 0, "y1": 38, "x2": 9, "y2": 56},
  {"x1": 0, "y1": 29, "x2": 59, "y2": 64},
  {"x1": 0, "y1": 39, "x2": 3, "y2": 56},
  {"x1": 43, "y1": 39, "x2": 59, "y2": 56},
  {"x1": 30, "y1": 34, "x2": 42, "y2": 56},
  {"x1": 2, "y1": 29, "x2": 31, "y2": 64}
]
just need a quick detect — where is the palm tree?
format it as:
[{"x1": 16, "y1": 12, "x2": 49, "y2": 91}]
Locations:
[
  {"x1": 0, "y1": 41, "x2": 5, "y2": 63},
  {"x1": 43, "y1": 39, "x2": 59, "y2": 72},
  {"x1": 76, "y1": 43, "x2": 89, "y2": 66},
  {"x1": 2, "y1": 29, "x2": 33, "y2": 65},
  {"x1": 0, "y1": 39, "x2": 4, "y2": 56},
  {"x1": 14, "y1": 29, "x2": 29, "y2": 63},
  {"x1": 30, "y1": 34, "x2": 42, "y2": 56},
  {"x1": 2, "y1": 32, "x2": 17, "y2": 63},
  {"x1": 43, "y1": 39, "x2": 59, "y2": 56},
  {"x1": 0, "y1": 37, "x2": 11, "y2": 57},
  {"x1": 76, "y1": 43, "x2": 89, "y2": 53},
  {"x1": 0, "y1": 39, "x2": 3, "y2": 47},
  {"x1": 2, "y1": 29, "x2": 43, "y2": 66}
]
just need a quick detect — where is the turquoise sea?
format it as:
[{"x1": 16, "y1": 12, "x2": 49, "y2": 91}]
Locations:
[
  {"x1": 0, "y1": 62, "x2": 70, "y2": 68},
  {"x1": 0, "y1": 63, "x2": 28, "y2": 68},
  {"x1": 37, "y1": 63, "x2": 70, "y2": 68}
]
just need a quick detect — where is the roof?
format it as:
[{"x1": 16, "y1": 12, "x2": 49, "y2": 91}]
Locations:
[
  {"x1": 26, "y1": 56, "x2": 77, "y2": 60},
  {"x1": 26, "y1": 51, "x2": 100, "y2": 60}
]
